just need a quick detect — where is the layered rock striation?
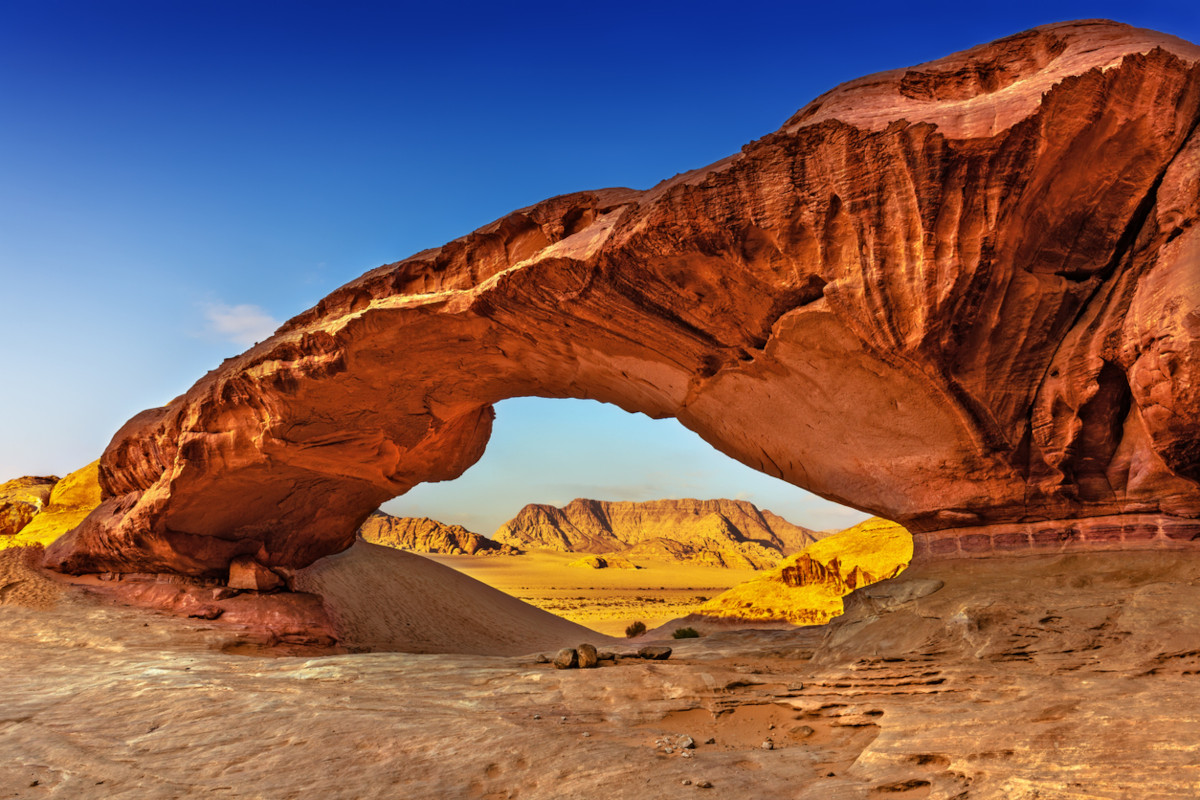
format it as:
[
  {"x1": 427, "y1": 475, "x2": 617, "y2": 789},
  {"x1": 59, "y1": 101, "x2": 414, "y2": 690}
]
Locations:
[
  {"x1": 493, "y1": 498, "x2": 820, "y2": 569},
  {"x1": 358, "y1": 511, "x2": 519, "y2": 556},
  {"x1": 45, "y1": 21, "x2": 1200, "y2": 576}
]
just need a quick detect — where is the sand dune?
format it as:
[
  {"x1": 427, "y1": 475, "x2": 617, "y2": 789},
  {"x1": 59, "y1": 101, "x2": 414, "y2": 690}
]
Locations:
[{"x1": 291, "y1": 541, "x2": 612, "y2": 655}]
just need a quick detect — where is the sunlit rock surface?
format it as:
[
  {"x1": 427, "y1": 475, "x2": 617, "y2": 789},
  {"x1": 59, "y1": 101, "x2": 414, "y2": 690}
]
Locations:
[
  {"x1": 45, "y1": 20, "x2": 1200, "y2": 576},
  {"x1": 357, "y1": 511, "x2": 520, "y2": 556},
  {"x1": 681, "y1": 518, "x2": 911, "y2": 626},
  {"x1": 6, "y1": 461, "x2": 102, "y2": 549},
  {"x1": 0, "y1": 475, "x2": 57, "y2": 540}
]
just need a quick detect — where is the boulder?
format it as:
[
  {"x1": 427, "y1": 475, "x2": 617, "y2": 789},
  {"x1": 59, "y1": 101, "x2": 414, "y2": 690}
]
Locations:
[
  {"x1": 552, "y1": 648, "x2": 578, "y2": 669},
  {"x1": 227, "y1": 556, "x2": 284, "y2": 592},
  {"x1": 638, "y1": 646, "x2": 673, "y2": 661},
  {"x1": 577, "y1": 643, "x2": 599, "y2": 668}
]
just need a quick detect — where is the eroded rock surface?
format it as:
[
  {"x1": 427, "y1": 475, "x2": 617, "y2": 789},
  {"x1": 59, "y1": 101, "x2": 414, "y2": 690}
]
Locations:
[
  {"x1": 0, "y1": 475, "x2": 57, "y2": 539},
  {"x1": 45, "y1": 21, "x2": 1200, "y2": 576}
]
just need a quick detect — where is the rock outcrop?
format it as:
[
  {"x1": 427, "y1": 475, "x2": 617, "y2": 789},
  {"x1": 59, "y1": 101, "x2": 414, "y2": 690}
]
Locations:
[
  {"x1": 0, "y1": 476, "x2": 58, "y2": 540},
  {"x1": 357, "y1": 511, "x2": 520, "y2": 555},
  {"x1": 7, "y1": 462, "x2": 102, "y2": 549},
  {"x1": 44, "y1": 21, "x2": 1200, "y2": 577},
  {"x1": 494, "y1": 498, "x2": 818, "y2": 569},
  {"x1": 691, "y1": 518, "x2": 912, "y2": 625}
]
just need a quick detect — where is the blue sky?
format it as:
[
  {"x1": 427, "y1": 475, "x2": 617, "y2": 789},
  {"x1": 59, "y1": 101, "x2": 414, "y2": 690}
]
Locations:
[{"x1": 3, "y1": 1, "x2": 1197, "y2": 534}]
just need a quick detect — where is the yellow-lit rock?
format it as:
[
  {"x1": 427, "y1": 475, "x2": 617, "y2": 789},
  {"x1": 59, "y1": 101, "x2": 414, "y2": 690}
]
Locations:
[
  {"x1": 4, "y1": 462, "x2": 102, "y2": 549},
  {"x1": 0, "y1": 476, "x2": 58, "y2": 541},
  {"x1": 695, "y1": 518, "x2": 912, "y2": 625}
]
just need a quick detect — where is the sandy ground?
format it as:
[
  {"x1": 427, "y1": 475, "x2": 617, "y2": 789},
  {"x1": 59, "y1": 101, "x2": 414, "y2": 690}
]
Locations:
[
  {"x1": 4, "y1": 546, "x2": 1200, "y2": 798},
  {"x1": 423, "y1": 550, "x2": 758, "y2": 636}
]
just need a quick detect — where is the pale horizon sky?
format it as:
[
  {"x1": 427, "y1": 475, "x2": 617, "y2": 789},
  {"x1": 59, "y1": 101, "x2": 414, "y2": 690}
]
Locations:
[{"x1": 3, "y1": 1, "x2": 1196, "y2": 535}]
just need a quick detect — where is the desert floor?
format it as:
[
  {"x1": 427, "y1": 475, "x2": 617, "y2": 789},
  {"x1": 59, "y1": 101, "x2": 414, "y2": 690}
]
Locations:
[
  {"x1": 424, "y1": 550, "x2": 759, "y2": 637},
  {"x1": 4, "y1": 547, "x2": 1200, "y2": 798}
]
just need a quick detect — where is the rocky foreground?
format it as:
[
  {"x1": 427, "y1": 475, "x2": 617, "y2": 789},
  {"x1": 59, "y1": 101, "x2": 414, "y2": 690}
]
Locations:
[{"x1": 3, "y1": 548, "x2": 1200, "y2": 799}]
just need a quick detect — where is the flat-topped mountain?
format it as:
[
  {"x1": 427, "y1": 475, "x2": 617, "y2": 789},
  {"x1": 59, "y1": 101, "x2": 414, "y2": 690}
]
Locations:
[
  {"x1": 492, "y1": 498, "x2": 822, "y2": 569},
  {"x1": 358, "y1": 512, "x2": 519, "y2": 556}
]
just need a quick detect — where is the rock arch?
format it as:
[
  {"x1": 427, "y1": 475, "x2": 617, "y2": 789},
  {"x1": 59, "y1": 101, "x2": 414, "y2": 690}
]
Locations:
[{"x1": 47, "y1": 21, "x2": 1200, "y2": 576}]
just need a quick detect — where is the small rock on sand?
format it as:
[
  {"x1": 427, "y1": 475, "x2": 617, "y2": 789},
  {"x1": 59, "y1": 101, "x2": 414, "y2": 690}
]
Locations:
[
  {"x1": 638, "y1": 646, "x2": 672, "y2": 660},
  {"x1": 553, "y1": 648, "x2": 578, "y2": 669},
  {"x1": 577, "y1": 643, "x2": 599, "y2": 668}
]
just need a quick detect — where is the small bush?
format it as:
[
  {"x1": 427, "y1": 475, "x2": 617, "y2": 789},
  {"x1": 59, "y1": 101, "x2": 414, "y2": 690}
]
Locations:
[
  {"x1": 625, "y1": 621, "x2": 647, "y2": 638},
  {"x1": 672, "y1": 627, "x2": 701, "y2": 639}
]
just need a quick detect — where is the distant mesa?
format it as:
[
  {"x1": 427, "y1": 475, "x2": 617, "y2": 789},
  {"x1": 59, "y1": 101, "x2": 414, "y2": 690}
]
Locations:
[
  {"x1": 493, "y1": 498, "x2": 822, "y2": 569},
  {"x1": 358, "y1": 511, "x2": 520, "y2": 556},
  {"x1": 690, "y1": 517, "x2": 913, "y2": 626}
]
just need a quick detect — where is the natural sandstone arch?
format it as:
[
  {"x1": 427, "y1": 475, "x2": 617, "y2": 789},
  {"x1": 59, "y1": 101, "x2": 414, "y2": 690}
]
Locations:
[{"x1": 47, "y1": 21, "x2": 1200, "y2": 576}]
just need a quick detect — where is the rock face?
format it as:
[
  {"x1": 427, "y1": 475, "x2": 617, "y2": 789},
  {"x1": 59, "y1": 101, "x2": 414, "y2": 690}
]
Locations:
[
  {"x1": 43, "y1": 21, "x2": 1200, "y2": 577},
  {"x1": 358, "y1": 511, "x2": 519, "y2": 556},
  {"x1": 693, "y1": 518, "x2": 913, "y2": 625},
  {"x1": 0, "y1": 476, "x2": 58, "y2": 539},
  {"x1": 8, "y1": 462, "x2": 103, "y2": 548},
  {"x1": 494, "y1": 498, "x2": 819, "y2": 569}
]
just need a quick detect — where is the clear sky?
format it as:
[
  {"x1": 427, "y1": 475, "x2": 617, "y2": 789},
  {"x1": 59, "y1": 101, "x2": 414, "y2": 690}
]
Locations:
[{"x1": 3, "y1": 1, "x2": 1197, "y2": 535}]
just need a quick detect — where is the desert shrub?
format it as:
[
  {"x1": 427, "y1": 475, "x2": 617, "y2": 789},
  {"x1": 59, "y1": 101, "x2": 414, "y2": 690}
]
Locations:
[
  {"x1": 672, "y1": 627, "x2": 701, "y2": 639},
  {"x1": 625, "y1": 620, "x2": 647, "y2": 638}
]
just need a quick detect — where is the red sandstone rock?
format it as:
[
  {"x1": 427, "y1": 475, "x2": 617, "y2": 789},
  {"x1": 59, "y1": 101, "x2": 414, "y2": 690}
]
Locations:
[
  {"x1": 42, "y1": 21, "x2": 1200, "y2": 576},
  {"x1": 227, "y1": 557, "x2": 284, "y2": 592}
]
